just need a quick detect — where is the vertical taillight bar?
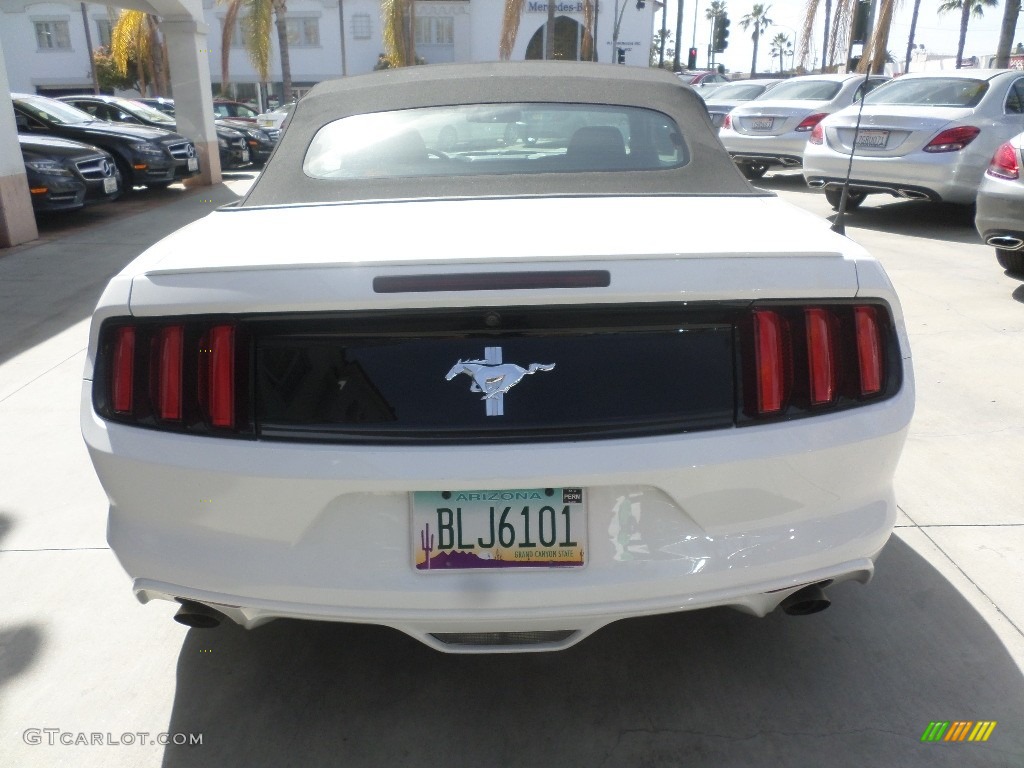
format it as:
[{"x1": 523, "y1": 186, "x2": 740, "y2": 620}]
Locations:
[
  {"x1": 207, "y1": 325, "x2": 236, "y2": 428},
  {"x1": 753, "y1": 309, "x2": 786, "y2": 414},
  {"x1": 111, "y1": 326, "x2": 136, "y2": 414},
  {"x1": 854, "y1": 306, "x2": 883, "y2": 396},
  {"x1": 805, "y1": 308, "x2": 836, "y2": 405},
  {"x1": 156, "y1": 325, "x2": 184, "y2": 420}
]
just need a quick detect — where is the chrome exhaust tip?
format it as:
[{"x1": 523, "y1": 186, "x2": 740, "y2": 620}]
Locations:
[
  {"x1": 898, "y1": 189, "x2": 930, "y2": 201},
  {"x1": 173, "y1": 600, "x2": 224, "y2": 629},
  {"x1": 780, "y1": 584, "x2": 831, "y2": 616},
  {"x1": 986, "y1": 235, "x2": 1024, "y2": 251}
]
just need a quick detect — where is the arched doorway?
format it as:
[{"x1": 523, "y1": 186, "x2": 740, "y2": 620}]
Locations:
[{"x1": 525, "y1": 16, "x2": 593, "y2": 61}]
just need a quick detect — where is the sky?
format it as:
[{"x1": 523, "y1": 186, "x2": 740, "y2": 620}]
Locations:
[{"x1": 652, "y1": 0, "x2": 1022, "y2": 74}]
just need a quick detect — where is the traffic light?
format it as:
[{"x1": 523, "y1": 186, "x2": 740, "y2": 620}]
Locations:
[
  {"x1": 688, "y1": 47, "x2": 698, "y2": 69},
  {"x1": 617, "y1": 47, "x2": 626, "y2": 64},
  {"x1": 713, "y1": 14, "x2": 730, "y2": 54}
]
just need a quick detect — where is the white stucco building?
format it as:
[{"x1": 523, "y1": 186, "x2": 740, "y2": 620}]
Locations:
[{"x1": 1, "y1": 0, "x2": 657, "y2": 104}]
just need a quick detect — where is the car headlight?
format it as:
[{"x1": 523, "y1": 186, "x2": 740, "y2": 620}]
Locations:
[
  {"x1": 25, "y1": 159, "x2": 73, "y2": 176},
  {"x1": 246, "y1": 128, "x2": 268, "y2": 141},
  {"x1": 218, "y1": 137, "x2": 228, "y2": 148},
  {"x1": 132, "y1": 142, "x2": 165, "y2": 157}
]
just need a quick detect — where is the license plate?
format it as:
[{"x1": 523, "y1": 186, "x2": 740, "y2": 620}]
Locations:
[
  {"x1": 242, "y1": 149, "x2": 250, "y2": 162},
  {"x1": 412, "y1": 488, "x2": 586, "y2": 571},
  {"x1": 187, "y1": 157, "x2": 199, "y2": 171},
  {"x1": 103, "y1": 176, "x2": 117, "y2": 194},
  {"x1": 855, "y1": 129, "x2": 889, "y2": 148},
  {"x1": 751, "y1": 117, "x2": 774, "y2": 130}
]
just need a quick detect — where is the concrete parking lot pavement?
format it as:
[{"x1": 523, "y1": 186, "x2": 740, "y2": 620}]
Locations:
[{"x1": 1, "y1": 176, "x2": 1022, "y2": 767}]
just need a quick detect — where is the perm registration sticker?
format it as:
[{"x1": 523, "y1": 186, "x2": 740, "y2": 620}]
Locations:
[{"x1": 412, "y1": 488, "x2": 586, "y2": 571}]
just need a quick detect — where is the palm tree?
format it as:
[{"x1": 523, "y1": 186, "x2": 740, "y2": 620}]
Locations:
[
  {"x1": 219, "y1": 0, "x2": 293, "y2": 102},
  {"x1": 799, "y1": 0, "x2": 857, "y2": 71},
  {"x1": 904, "y1": 0, "x2": 923, "y2": 73},
  {"x1": 938, "y1": 0, "x2": 999, "y2": 68},
  {"x1": 858, "y1": 0, "x2": 899, "y2": 74},
  {"x1": 769, "y1": 32, "x2": 792, "y2": 72},
  {"x1": 110, "y1": 10, "x2": 169, "y2": 97},
  {"x1": 499, "y1": 0, "x2": 595, "y2": 61},
  {"x1": 740, "y1": 4, "x2": 773, "y2": 77},
  {"x1": 993, "y1": 0, "x2": 1020, "y2": 67}
]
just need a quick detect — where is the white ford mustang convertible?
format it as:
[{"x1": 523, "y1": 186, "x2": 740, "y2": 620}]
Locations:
[{"x1": 82, "y1": 62, "x2": 914, "y2": 653}]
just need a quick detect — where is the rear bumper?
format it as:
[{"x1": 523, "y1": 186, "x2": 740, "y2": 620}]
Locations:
[
  {"x1": 976, "y1": 176, "x2": 1024, "y2": 248},
  {"x1": 84, "y1": 364, "x2": 914, "y2": 651}
]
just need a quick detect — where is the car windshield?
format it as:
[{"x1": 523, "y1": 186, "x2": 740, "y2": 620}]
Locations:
[
  {"x1": 707, "y1": 83, "x2": 770, "y2": 101},
  {"x1": 763, "y1": 79, "x2": 843, "y2": 101},
  {"x1": 304, "y1": 103, "x2": 688, "y2": 180},
  {"x1": 121, "y1": 99, "x2": 176, "y2": 124},
  {"x1": 864, "y1": 78, "x2": 989, "y2": 108},
  {"x1": 16, "y1": 96, "x2": 95, "y2": 125}
]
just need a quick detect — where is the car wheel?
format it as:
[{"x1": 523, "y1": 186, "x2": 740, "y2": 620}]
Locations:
[
  {"x1": 738, "y1": 162, "x2": 768, "y2": 180},
  {"x1": 996, "y1": 248, "x2": 1024, "y2": 276},
  {"x1": 112, "y1": 157, "x2": 136, "y2": 194},
  {"x1": 824, "y1": 188, "x2": 866, "y2": 211}
]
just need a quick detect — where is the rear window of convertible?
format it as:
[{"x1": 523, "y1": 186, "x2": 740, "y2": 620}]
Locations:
[{"x1": 302, "y1": 103, "x2": 689, "y2": 179}]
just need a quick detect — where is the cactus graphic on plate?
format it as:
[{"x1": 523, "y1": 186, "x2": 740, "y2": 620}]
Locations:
[{"x1": 420, "y1": 523, "x2": 435, "y2": 570}]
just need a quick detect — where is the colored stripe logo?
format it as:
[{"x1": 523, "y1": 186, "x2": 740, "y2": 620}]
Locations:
[{"x1": 921, "y1": 721, "x2": 997, "y2": 742}]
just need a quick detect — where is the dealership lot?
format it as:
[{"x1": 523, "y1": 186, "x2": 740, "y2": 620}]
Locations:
[{"x1": 1, "y1": 173, "x2": 1022, "y2": 766}]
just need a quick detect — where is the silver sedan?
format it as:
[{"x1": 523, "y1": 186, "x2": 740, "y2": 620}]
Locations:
[
  {"x1": 719, "y1": 73, "x2": 888, "y2": 179},
  {"x1": 975, "y1": 129, "x2": 1024, "y2": 275},
  {"x1": 704, "y1": 79, "x2": 782, "y2": 128},
  {"x1": 803, "y1": 69, "x2": 1024, "y2": 210}
]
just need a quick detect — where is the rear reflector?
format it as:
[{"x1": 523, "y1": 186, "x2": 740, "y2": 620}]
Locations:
[
  {"x1": 753, "y1": 310, "x2": 787, "y2": 414},
  {"x1": 111, "y1": 327, "x2": 136, "y2": 414},
  {"x1": 854, "y1": 306, "x2": 883, "y2": 395},
  {"x1": 805, "y1": 308, "x2": 836, "y2": 405},
  {"x1": 155, "y1": 325, "x2": 184, "y2": 420}
]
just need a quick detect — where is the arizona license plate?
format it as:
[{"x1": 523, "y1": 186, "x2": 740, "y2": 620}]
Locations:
[
  {"x1": 855, "y1": 129, "x2": 889, "y2": 148},
  {"x1": 412, "y1": 488, "x2": 586, "y2": 571},
  {"x1": 751, "y1": 117, "x2": 774, "y2": 130},
  {"x1": 187, "y1": 157, "x2": 199, "y2": 171},
  {"x1": 103, "y1": 176, "x2": 117, "y2": 194}
]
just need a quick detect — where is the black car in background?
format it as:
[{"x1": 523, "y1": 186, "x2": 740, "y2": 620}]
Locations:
[
  {"x1": 13, "y1": 93, "x2": 200, "y2": 190},
  {"x1": 115, "y1": 96, "x2": 279, "y2": 166},
  {"x1": 58, "y1": 95, "x2": 252, "y2": 170},
  {"x1": 20, "y1": 134, "x2": 122, "y2": 213}
]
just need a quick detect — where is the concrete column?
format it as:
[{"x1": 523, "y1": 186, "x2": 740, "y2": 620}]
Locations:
[
  {"x1": 0, "y1": 33, "x2": 38, "y2": 248},
  {"x1": 161, "y1": 15, "x2": 221, "y2": 186}
]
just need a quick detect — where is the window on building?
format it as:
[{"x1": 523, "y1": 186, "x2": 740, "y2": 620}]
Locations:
[
  {"x1": 95, "y1": 18, "x2": 112, "y2": 48},
  {"x1": 34, "y1": 20, "x2": 71, "y2": 50},
  {"x1": 225, "y1": 17, "x2": 254, "y2": 48},
  {"x1": 351, "y1": 14, "x2": 372, "y2": 40},
  {"x1": 285, "y1": 17, "x2": 320, "y2": 47},
  {"x1": 415, "y1": 17, "x2": 454, "y2": 46}
]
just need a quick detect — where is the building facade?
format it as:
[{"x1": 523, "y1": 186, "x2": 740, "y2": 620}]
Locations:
[{"x1": 1, "y1": 0, "x2": 656, "y2": 103}]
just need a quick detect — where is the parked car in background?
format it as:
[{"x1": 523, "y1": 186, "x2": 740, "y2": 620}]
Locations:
[
  {"x1": 975, "y1": 130, "x2": 1024, "y2": 275},
  {"x1": 719, "y1": 73, "x2": 889, "y2": 179},
  {"x1": 213, "y1": 99, "x2": 260, "y2": 122},
  {"x1": 136, "y1": 97, "x2": 175, "y2": 117},
  {"x1": 58, "y1": 95, "x2": 251, "y2": 170},
  {"x1": 678, "y1": 70, "x2": 731, "y2": 89},
  {"x1": 256, "y1": 102, "x2": 295, "y2": 133},
  {"x1": 82, "y1": 62, "x2": 913, "y2": 655},
  {"x1": 803, "y1": 70, "x2": 1024, "y2": 210},
  {"x1": 704, "y1": 78, "x2": 783, "y2": 128},
  {"x1": 20, "y1": 134, "x2": 121, "y2": 213},
  {"x1": 12, "y1": 93, "x2": 200, "y2": 190}
]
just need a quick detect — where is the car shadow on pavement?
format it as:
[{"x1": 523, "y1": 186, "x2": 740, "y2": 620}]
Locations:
[
  {"x1": 158, "y1": 536, "x2": 1023, "y2": 768},
  {"x1": 0, "y1": 513, "x2": 45, "y2": 693},
  {"x1": 0, "y1": 184, "x2": 242, "y2": 369},
  {"x1": 824, "y1": 201, "x2": 982, "y2": 246}
]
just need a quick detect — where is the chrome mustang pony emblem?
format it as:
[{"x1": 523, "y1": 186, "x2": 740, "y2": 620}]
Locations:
[{"x1": 445, "y1": 347, "x2": 555, "y2": 416}]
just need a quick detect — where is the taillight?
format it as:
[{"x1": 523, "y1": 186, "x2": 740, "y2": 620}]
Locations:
[
  {"x1": 923, "y1": 125, "x2": 980, "y2": 153},
  {"x1": 752, "y1": 310, "x2": 789, "y2": 414},
  {"x1": 206, "y1": 325, "x2": 236, "y2": 428},
  {"x1": 723, "y1": 113, "x2": 733, "y2": 130},
  {"x1": 111, "y1": 326, "x2": 136, "y2": 414},
  {"x1": 796, "y1": 113, "x2": 828, "y2": 132},
  {"x1": 809, "y1": 123, "x2": 824, "y2": 145},
  {"x1": 805, "y1": 308, "x2": 836, "y2": 405},
  {"x1": 99, "y1": 319, "x2": 248, "y2": 435},
  {"x1": 986, "y1": 140, "x2": 1020, "y2": 180},
  {"x1": 742, "y1": 303, "x2": 894, "y2": 422},
  {"x1": 854, "y1": 306, "x2": 883, "y2": 395},
  {"x1": 153, "y1": 325, "x2": 184, "y2": 421}
]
